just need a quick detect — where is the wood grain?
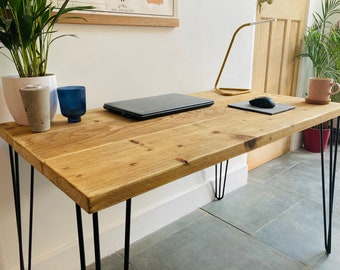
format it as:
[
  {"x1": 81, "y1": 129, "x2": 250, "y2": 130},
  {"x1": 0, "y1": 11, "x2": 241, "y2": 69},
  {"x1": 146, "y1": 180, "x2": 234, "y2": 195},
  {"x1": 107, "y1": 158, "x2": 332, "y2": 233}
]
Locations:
[
  {"x1": 57, "y1": 12, "x2": 179, "y2": 27},
  {"x1": 1, "y1": 91, "x2": 340, "y2": 213}
]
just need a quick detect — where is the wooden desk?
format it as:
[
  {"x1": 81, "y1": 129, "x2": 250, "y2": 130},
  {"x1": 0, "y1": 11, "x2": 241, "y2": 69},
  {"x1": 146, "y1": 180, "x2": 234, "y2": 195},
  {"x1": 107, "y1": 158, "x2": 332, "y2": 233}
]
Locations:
[{"x1": 1, "y1": 91, "x2": 340, "y2": 269}]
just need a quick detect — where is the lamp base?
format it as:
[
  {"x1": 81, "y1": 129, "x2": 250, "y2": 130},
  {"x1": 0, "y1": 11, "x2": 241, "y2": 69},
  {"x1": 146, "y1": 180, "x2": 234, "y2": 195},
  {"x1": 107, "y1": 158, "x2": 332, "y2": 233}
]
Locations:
[{"x1": 214, "y1": 87, "x2": 251, "y2": 96}]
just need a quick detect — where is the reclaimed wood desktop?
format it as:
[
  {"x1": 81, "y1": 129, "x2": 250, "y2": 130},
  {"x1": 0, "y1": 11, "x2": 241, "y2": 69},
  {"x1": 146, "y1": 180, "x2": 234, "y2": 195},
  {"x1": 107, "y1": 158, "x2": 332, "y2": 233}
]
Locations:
[{"x1": 1, "y1": 91, "x2": 340, "y2": 269}]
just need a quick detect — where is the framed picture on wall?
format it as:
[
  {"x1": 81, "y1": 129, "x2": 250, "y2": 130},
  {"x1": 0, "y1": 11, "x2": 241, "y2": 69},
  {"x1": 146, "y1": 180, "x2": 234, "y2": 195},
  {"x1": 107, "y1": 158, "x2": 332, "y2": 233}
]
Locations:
[{"x1": 54, "y1": 0, "x2": 179, "y2": 27}]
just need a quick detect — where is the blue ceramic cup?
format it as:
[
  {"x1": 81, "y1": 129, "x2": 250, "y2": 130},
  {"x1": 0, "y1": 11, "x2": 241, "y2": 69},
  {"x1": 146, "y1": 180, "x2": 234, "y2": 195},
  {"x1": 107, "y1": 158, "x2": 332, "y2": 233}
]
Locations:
[{"x1": 57, "y1": 86, "x2": 86, "y2": 123}]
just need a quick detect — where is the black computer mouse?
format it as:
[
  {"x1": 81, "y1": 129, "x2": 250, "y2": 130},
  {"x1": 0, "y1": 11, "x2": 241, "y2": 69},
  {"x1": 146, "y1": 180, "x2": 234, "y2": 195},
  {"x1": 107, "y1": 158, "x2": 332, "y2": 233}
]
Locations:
[{"x1": 249, "y1": 96, "x2": 276, "y2": 108}]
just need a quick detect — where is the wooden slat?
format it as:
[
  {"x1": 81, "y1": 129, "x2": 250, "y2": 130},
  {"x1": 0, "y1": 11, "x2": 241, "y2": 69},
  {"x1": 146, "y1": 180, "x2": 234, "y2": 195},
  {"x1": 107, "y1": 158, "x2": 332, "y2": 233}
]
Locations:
[
  {"x1": 1, "y1": 92, "x2": 340, "y2": 213},
  {"x1": 250, "y1": 0, "x2": 309, "y2": 169}
]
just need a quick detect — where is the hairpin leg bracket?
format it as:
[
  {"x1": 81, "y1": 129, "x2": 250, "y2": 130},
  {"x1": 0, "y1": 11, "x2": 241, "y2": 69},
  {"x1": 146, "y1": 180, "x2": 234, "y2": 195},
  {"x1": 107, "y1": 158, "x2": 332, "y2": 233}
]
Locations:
[{"x1": 214, "y1": 160, "x2": 229, "y2": 200}]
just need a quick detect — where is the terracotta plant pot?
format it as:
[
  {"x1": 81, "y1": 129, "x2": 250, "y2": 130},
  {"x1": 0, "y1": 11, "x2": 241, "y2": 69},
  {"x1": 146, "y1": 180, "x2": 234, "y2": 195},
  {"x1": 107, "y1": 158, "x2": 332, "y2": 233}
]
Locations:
[
  {"x1": 1, "y1": 74, "x2": 58, "y2": 125},
  {"x1": 303, "y1": 127, "x2": 330, "y2": 153},
  {"x1": 305, "y1": 77, "x2": 340, "y2": 105}
]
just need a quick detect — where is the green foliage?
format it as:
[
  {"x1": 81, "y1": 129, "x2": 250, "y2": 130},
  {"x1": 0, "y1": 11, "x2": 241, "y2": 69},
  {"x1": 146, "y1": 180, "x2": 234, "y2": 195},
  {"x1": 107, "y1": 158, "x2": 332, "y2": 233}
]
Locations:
[
  {"x1": 0, "y1": 0, "x2": 93, "y2": 77},
  {"x1": 300, "y1": 0, "x2": 340, "y2": 82}
]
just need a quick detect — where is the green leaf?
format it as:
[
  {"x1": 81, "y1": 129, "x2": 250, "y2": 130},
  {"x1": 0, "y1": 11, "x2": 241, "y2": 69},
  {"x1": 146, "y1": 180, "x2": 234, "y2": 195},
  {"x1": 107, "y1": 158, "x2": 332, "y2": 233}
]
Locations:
[
  {"x1": 0, "y1": 0, "x2": 94, "y2": 77},
  {"x1": 300, "y1": 0, "x2": 340, "y2": 81}
]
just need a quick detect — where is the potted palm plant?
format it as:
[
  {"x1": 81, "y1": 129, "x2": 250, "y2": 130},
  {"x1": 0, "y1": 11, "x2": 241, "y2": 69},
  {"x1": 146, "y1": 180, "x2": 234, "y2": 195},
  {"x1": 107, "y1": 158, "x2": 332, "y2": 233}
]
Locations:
[
  {"x1": 301, "y1": 2, "x2": 340, "y2": 80},
  {"x1": 299, "y1": 0, "x2": 340, "y2": 152},
  {"x1": 0, "y1": 0, "x2": 93, "y2": 125}
]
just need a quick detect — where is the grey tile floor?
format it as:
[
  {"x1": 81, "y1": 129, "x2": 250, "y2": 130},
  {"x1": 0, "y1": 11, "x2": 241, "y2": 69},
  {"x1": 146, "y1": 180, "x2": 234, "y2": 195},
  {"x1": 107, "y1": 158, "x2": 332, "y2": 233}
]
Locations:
[{"x1": 88, "y1": 148, "x2": 340, "y2": 270}]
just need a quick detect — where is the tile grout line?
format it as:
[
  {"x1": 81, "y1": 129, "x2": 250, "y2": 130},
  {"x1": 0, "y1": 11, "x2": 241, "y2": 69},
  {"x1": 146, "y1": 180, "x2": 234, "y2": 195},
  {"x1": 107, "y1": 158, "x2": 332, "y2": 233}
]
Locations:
[
  {"x1": 199, "y1": 207, "x2": 253, "y2": 236},
  {"x1": 200, "y1": 202, "x2": 311, "y2": 269},
  {"x1": 252, "y1": 198, "x2": 304, "y2": 235},
  {"x1": 249, "y1": 161, "x2": 302, "y2": 185}
]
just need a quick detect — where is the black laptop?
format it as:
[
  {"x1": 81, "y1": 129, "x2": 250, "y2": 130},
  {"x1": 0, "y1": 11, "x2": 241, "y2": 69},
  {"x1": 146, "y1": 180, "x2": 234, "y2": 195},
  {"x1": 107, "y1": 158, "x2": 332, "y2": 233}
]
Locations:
[{"x1": 103, "y1": 93, "x2": 214, "y2": 120}]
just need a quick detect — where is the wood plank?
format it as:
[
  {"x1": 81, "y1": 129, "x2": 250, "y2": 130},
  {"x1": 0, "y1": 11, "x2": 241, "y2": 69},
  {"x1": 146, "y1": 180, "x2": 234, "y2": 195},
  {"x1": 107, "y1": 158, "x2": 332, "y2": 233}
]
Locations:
[
  {"x1": 250, "y1": 0, "x2": 309, "y2": 169},
  {"x1": 1, "y1": 92, "x2": 340, "y2": 213}
]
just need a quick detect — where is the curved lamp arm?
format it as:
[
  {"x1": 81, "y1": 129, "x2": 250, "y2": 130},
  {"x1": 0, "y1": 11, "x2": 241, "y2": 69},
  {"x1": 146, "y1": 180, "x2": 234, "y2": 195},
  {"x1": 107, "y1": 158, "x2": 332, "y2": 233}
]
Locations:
[{"x1": 214, "y1": 18, "x2": 276, "y2": 96}]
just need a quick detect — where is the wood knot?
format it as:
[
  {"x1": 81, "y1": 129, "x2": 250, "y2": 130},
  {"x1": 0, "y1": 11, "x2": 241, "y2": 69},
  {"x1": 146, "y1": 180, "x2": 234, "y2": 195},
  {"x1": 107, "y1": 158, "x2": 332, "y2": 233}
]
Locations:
[
  {"x1": 176, "y1": 157, "x2": 189, "y2": 166},
  {"x1": 244, "y1": 138, "x2": 257, "y2": 150}
]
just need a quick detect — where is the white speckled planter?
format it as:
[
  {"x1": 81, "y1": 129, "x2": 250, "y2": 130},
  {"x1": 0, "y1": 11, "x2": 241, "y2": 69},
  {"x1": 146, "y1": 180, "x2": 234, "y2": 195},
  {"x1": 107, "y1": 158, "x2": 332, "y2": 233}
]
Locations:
[{"x1": 2, "y1": 74, "x2": 58, "y2": 125}]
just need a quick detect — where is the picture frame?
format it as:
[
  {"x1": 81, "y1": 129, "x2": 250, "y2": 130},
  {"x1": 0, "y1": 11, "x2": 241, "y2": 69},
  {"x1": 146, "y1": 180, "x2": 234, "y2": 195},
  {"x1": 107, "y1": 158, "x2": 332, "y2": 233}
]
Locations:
[{"x1": 55, "y1": 0, "x2": 179, "y2": 27}]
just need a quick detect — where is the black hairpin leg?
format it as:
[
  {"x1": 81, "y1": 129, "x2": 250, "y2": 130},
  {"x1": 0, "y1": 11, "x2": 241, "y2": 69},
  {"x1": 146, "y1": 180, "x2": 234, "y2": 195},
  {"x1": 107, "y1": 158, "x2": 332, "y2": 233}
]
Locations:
[
  {"x1": 9, "y1": 146, "x2": 25, "y2": 270},
  {"x1": 8, "y1": 146, "x2": 35, "y2": 270},
  {"x1": 93, "y1": 212, "x2": 101, "y2": 270},
  {"x1": 28, "y1": 166, "x2": 35, "y2": 270},
  {"x1": 214, "y1": 160, "x2": 229, "y2": 200},
  {"x1": 320, "y1": 117, "x2": 339, "y2": 254},
  {"x1": 79, "y1": 199, "x2": 132, "y2": 270},
  {"x1": 76, "y1": 204, "x2": 86, "y2": 270},
  {"x1": 124, "y1": 199, "x2": 132, "y2": 270}
]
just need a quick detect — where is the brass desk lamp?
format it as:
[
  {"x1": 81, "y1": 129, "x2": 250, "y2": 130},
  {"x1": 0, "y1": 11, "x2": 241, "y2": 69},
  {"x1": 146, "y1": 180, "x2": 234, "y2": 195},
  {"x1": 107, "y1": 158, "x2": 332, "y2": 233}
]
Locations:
[{"x1": 214, "y1": 18, "x2": 276, "y2": 96}]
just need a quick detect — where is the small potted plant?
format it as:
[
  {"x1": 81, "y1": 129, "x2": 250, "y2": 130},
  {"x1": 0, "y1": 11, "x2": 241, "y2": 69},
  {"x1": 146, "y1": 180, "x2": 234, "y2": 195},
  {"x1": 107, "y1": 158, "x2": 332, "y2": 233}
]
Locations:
[
  {"x1": 0, "y1": 0, "x2": 93, "y2": 125},
  {"x1": 299, "y1": 0, "x2": 340, "y2": 152}
]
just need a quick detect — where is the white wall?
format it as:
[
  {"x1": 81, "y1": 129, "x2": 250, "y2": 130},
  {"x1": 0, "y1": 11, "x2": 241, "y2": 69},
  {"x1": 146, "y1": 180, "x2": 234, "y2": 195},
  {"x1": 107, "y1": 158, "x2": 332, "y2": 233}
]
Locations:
[{"x1": 0, "y1": 1, "x2": 256, "y2": 269}]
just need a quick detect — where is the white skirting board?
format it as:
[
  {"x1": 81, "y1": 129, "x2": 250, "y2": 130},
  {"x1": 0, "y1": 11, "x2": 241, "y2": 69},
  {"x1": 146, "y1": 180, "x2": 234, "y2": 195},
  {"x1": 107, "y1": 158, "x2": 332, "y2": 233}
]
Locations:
[{"x1": 11, "y1": 155, "x2": 248, "y2": 270}]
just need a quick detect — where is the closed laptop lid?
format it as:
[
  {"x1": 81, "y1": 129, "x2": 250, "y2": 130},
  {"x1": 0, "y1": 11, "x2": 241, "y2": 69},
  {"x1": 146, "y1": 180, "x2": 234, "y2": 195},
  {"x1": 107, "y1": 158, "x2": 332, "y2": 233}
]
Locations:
[{"x1": 103, "y1": 93, "x2": 214, "y2": 120}]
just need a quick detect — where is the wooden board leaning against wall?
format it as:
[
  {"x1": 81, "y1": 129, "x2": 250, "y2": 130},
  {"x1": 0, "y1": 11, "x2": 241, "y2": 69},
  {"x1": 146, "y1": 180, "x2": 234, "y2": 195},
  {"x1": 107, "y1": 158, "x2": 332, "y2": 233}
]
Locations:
[{"x1": 248, "y1": 0, "x2": 309, "y2": 170}]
